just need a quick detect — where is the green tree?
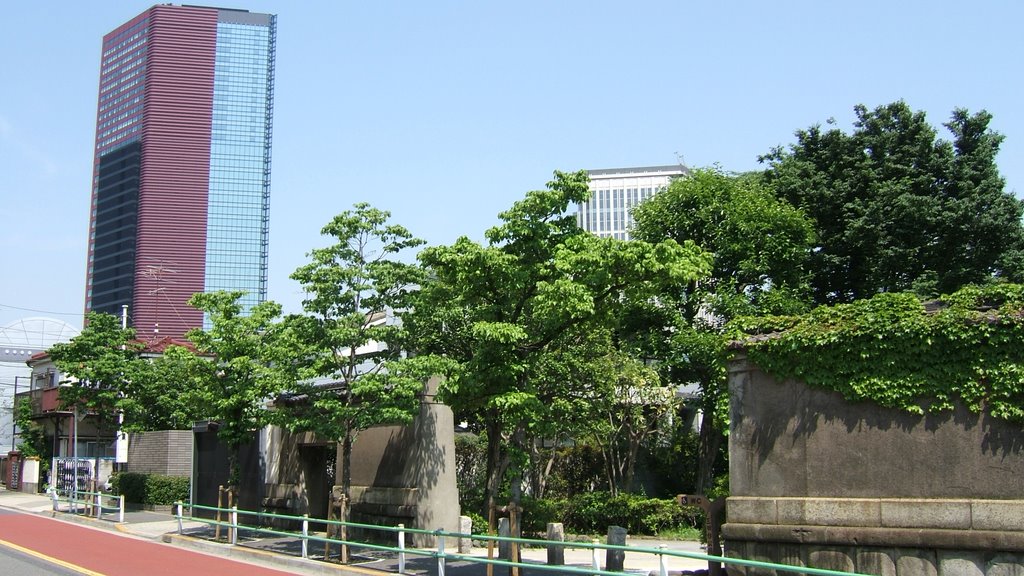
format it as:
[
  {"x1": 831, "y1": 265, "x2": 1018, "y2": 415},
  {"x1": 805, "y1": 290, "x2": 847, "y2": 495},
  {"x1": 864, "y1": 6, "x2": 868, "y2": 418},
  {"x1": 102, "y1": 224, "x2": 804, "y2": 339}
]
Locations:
[
  {"x1": 48, "y1": 312, "x2": 144, "y2": 444},
  {"x1": 408, "y1": 170, "x2": 711, "y2": 519},
  {"x1": 186, "y1": 291, "x2": 290, "y2": 488},
  {"x1": 279, "y1": 203, "x2": 439, "y2": 505},
  {"x1": 585, "y1": 350, "x2": 680, "y2": 496},
  {"x1": 123, "y1": 345, "x2": 209, "y2": 431},
  {"x1": 631, "y1": 167, "x2": 815, "y2": 492},
  {"x1": 14, "y1": 394, "x2": 48, "y2": 460},
  {"x1": 47, "y1": 312, "x2": 209, "y2": 435},
  {"x1": 760, "y1": 101, "x2": 1024, "y2": 303}
]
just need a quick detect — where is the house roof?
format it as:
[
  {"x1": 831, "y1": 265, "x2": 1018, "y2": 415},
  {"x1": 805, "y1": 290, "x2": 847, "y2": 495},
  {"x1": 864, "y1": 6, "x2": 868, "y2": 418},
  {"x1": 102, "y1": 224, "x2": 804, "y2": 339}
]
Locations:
[{"x1": 24, "y1": 336, "x2": 198, "y2": 366}]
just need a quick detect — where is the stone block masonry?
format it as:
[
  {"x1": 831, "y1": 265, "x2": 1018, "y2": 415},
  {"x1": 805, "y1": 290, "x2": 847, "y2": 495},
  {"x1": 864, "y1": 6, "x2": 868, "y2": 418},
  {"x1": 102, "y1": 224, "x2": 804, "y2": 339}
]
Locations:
[{"x1": 724, "y1": 353, "x2": 1024, "y2": 575}]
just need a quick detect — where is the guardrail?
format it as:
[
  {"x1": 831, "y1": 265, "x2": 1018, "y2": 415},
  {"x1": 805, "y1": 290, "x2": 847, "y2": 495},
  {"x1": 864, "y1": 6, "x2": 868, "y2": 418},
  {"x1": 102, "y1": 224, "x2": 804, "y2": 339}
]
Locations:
[
  {"x1": 50, "y1": 488, "x2": 125, "y2": 523},
  {"x1": 172, "y1": 501, "x2": 870, "y2": 576}
]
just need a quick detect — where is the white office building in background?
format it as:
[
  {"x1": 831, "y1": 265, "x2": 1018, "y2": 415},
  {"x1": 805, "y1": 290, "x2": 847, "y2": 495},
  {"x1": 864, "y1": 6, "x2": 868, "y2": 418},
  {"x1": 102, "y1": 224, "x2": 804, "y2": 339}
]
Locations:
[{"x1": 577, "y1": 165, "x2": 689, "y2": 240}]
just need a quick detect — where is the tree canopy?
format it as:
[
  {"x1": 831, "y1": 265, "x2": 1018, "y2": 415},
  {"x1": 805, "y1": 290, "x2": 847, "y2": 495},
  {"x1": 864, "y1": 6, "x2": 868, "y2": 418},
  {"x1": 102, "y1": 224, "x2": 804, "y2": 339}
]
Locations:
[
  {"x1": 279, "y1": 203, "x2": 440, "y2": 499},
  {"x1": 186, "y1": 291, "x2": 291, "y2": 486},
  {"x1": 629, "y1": 167, "x2": 815, "y2": 491},
  {"x1": 760, "y1": 101, "x2": 1024, "y2": 304},
  {"x1": 408, "y1": 170, "x2": 712, "y2": 513},
  {"x1": 48, "y1": 312, "x2": 142, "y2": 438}
]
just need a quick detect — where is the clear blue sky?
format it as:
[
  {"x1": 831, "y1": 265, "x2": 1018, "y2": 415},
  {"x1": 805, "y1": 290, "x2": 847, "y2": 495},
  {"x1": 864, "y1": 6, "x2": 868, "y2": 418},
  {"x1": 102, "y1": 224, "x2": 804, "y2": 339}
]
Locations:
[{"x1": 2, "y1": 1, "x2": 1022, "y2": 337}]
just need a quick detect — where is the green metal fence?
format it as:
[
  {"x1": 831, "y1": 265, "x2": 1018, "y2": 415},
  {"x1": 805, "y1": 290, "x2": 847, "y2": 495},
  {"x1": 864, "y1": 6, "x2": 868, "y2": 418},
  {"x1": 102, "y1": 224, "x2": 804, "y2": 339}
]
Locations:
[
  {"x1": 173, "y1": 501, "x2": 870, "y2": 576},
  {"x1": 50, "y1": 487, "x2": 125, "y2": 523}
]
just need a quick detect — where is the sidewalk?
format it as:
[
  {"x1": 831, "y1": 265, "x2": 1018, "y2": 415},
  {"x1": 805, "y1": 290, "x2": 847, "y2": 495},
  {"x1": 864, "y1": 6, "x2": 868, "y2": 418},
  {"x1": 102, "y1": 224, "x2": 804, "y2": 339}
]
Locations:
[{"x1": 0, "y1": 487, "x2": 712, "y2": 576}]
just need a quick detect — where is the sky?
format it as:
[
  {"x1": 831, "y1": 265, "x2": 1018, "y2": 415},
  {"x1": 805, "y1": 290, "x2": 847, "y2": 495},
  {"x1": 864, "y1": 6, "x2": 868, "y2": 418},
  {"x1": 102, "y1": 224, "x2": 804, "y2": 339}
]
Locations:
[{"x1": 1, "y1": 0, "x2": 1023, "y2": 342}]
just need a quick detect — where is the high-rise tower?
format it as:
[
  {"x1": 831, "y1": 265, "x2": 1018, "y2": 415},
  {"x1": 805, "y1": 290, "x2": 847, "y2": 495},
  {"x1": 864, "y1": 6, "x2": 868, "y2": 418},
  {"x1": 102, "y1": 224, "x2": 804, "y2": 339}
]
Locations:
[
  {"x1": 577, "y1": 165, "x2": 688, "y2": 240},
  {"x1": 85, "y1": 5, "x2": 276, "y2": 340}
]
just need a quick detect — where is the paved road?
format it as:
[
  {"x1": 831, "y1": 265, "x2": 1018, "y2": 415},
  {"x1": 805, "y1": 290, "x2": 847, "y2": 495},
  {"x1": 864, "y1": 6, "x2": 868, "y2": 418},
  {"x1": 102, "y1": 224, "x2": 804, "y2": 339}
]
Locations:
[
  {"x1": 0, "y1": 541, "x2": 83, "y2": 576},
  {"x1": 0, "y1": 508, "x2": 300, "y2": 576}
]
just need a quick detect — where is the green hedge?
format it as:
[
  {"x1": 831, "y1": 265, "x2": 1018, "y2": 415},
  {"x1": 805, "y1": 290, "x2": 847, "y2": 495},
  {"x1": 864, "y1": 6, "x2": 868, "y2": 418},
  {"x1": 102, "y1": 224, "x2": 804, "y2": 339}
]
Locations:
[
  {"x1": 110, "y1": 473, "x2": 190, "y2": 505},
  {"x1": 517, "y1": 493, "x2": 703, "y2": 536}
]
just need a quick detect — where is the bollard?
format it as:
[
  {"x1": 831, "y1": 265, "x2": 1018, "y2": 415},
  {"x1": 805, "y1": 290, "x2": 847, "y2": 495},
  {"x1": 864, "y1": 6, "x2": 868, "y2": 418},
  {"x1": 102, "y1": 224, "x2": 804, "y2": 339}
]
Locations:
[
  {"x1": 398, "y1": 523, "x2": 406, "y2": 574},
  {"x1": 302, "y1": 514, "x2": 309, "y2": 559},
  {"x1": 176, "y1": 502, "x2": 183, "y2": 534},
  {"x1": 591, "y1": 538, "x2": 600, "y2": 574},
  {"x1": 459, "y1": 515, "x2": 472, "y2": 553},
  {"x1": 119, "y1": 495, "x2": 125, "y2": 523},
  {"x1": 658, "y1": 544, "x2": 668, "y2": 576},
  {"x1": 230, "y1": 506, "x2": 238, "y2": 545},
  {"x1": 546, "y1": 522, "x2": 565, "y2": 566},
  {"x1": 606, "y1": 525, "x2": 626, "y2": 572},
  {"x1": 497, "y1": 517, "x2": 511, "y2": 559}
]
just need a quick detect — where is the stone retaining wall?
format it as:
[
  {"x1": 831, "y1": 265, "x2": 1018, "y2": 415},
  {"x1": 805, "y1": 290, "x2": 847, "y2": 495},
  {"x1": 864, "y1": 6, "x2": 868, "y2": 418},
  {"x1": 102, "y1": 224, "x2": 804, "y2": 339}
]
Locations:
[{"x1": 725, "y1": 353, "x2": 1024, "y2": 575}]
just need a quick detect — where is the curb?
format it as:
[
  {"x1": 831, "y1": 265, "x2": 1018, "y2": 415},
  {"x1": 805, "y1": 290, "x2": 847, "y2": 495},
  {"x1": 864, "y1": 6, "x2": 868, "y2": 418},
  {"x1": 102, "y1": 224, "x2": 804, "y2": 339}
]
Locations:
[{"x1": 160, "y1": 533, "x2": 383, "y2": 576}]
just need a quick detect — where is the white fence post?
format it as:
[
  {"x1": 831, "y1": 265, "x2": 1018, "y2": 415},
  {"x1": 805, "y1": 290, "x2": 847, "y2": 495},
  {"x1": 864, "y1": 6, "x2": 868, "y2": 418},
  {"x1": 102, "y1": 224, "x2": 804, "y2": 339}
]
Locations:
[
  {"x1": 592, "y1": 538, "x2": 600, "y2": 574},
  {"x1": 302, "y1": 514, "x2": 309, "y2": 559},
  {"x1": 119, "y1": 495, "x2": 125, "y2": 523},
  {"x1": 95, "y1": 492, "x2": 102, "y2": 519},
  {"x1": 230, "y1": 506, "x2": 238, "y2": 545},
  {"x1": 398, "y1": 523, "x2": 406, "y2": 574},
  {"x1": 658, "y1": 544, "x2": 668, "y2": 576},
  {"x1": 176, "y1": 502, "x2": 183, "y2": 534},
  {"x1": 437, "y1": 530, "x2": 446, "y2": 576}
]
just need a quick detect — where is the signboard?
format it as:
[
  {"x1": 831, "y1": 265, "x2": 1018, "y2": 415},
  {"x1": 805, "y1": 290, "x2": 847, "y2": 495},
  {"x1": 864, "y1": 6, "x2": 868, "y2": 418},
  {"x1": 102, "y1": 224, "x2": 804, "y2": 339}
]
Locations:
[{"x1": 115, "y1": 432, "x2": 129, "y2": 463}]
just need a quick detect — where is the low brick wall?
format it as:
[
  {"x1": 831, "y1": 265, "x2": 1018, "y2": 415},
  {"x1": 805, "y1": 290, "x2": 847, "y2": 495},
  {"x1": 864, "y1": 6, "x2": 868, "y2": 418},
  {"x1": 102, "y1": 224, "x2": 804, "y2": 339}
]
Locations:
[{"x1": 125, "y1": 430, "x2": 192, "y2": 477}]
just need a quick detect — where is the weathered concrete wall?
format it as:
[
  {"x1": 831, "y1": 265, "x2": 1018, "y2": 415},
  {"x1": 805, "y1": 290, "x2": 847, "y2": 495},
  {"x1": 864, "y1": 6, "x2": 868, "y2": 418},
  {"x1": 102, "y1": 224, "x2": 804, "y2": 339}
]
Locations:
[
  {"x1": 126, "y1": 430, "x2": 193, "y2": 477},
  {"x1": 261, "y1": 427, "x2": 333, "y2": 520},
  {"x1": 342, "y1": 377, "x2": 460, "y2": 545},
  {"x1": 725, "y1": 353, "x2": 1024, "y2": 575}
]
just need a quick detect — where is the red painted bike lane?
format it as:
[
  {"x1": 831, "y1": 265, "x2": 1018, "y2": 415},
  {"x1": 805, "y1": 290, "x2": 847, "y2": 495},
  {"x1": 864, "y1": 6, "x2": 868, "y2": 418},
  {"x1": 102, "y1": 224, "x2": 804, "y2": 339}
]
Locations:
[{"x1": 0, "y1": 510, "x2": 298, "y2": 576}]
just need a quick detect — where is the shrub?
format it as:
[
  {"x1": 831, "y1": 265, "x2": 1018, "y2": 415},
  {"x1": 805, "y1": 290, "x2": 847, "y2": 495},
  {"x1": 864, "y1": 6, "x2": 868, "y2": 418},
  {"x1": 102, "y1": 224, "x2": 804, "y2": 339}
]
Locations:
[
  {"x1": 561, "y1": 492, "x2": 702, "y2": 536},
  {"x1": 110, "y1": 472, "x2": 190, "y2": 505},
  {"x1": 463, "y1": 510, "x2": 488, "y2": 534},
  {"x1": 520, "y1": 496, "x2": 564, "y2": 534}
]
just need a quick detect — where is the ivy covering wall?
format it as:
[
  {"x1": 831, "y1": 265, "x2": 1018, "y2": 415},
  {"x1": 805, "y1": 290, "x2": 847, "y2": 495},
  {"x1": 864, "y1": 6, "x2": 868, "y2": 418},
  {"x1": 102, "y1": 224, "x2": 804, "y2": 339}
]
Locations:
[{"x1": 736, "y1": 284, "x2": 1024, "y2": 422}]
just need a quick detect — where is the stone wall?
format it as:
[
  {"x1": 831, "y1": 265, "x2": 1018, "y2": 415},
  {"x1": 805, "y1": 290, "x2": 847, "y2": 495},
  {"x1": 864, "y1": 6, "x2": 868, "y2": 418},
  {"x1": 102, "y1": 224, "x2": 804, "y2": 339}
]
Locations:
[
  {"x1": 725, "y1": 353, "x2": 1024, "y2": 575},
  {"x1": 125, "y1": 430, "x2": 192, "y2": 477},
  {"x1": 344, "y1": 376, "x2": 460, "y2": 546},
  {"x1": 252, "y1": 377, "x2": 460, "y2": 544}
]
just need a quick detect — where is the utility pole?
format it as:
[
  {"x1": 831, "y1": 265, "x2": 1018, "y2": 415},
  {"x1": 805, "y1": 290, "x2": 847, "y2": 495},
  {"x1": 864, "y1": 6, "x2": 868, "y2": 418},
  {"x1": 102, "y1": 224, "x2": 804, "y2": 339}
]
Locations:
[{"x1": 116, "y1": 305, "x2": 129, "y2": 468}]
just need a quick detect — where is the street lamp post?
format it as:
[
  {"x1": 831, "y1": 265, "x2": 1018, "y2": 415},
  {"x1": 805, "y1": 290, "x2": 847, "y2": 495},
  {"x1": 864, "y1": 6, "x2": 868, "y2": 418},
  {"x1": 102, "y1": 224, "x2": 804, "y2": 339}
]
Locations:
[
  {"x1": 11, "y1": 377, "x2": 25, "y2": 453},
  {"x1": 72, "y1": 403, "x2": 78, "y2": 505}
]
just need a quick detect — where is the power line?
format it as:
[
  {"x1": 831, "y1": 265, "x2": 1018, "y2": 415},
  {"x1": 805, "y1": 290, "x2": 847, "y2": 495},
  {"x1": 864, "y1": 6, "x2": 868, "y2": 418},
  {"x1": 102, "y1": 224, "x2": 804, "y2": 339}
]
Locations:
[{"x1": 0, "y1": 303, "x2": 85, "y2": 318}]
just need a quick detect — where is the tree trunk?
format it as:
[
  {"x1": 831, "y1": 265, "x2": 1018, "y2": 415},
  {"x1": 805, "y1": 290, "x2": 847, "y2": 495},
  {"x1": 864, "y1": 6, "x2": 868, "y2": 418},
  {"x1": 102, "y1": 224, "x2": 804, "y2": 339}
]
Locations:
[
  {"x1": 531, "y1": 439, "x2": 558, "y2": 500},
  {"x1": 508, "y1": 424, "x2": 527, "y2": 539},
  {"x1": 341, "y1": 431, "x2": 352, "y2": 499},
  {"x1": 227, "y1": 448, "x2": 240, "y2": 489},
  {"x1": 624, "y1": 434, "x2": 641, "y2": 494},
  {"x1": 482, "y1": 417, "x2": 504, "y2": 519},
  {"x1": 695, "y1": 412, "x2": 723, "y2": 494}
]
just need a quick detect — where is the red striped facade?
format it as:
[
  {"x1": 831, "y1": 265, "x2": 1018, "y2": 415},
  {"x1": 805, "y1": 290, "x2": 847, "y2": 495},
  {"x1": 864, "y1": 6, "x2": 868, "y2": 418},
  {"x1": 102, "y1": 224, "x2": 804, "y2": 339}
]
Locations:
[
  {"x1": 133, "y1": 5, "x2": 216, "y2": 339},
  {"x1": 86, "y1": 5, "x2": 217, "y2": 340}
]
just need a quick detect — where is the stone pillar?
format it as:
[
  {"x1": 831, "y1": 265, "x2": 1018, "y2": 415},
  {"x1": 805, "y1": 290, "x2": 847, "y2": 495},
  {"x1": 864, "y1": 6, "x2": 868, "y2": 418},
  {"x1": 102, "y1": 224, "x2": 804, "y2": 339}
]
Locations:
[
  {"x1": 498, "y1": 517, "x2": 511, "y2": 559},
  {"x1": 20, "y1": 458, "x2": 39, "y2": 494},
  {"x1": 546, "y1": 522, "x2": 565, "y2": 565},
  {"x1": 459, "y1": 515, "x2": 473, "y2": 553},
  {"x1": 606, "y1": 525, "x2": 627, "y2": 572}
]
